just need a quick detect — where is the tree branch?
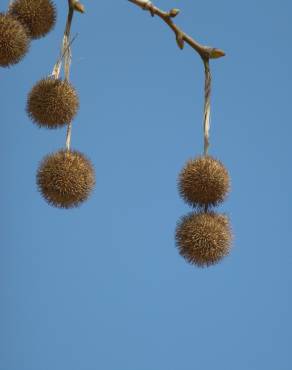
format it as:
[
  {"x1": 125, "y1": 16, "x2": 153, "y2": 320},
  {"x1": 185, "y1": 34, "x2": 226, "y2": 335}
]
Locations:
[{"x1": 128, "y1": 0, "x2": 225, "y2": 60}]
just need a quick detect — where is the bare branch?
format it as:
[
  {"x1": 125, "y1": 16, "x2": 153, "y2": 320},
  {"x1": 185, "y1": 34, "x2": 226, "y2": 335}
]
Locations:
[{"x1": 128, "y1": 0, "x2": 225, "y2": 60}]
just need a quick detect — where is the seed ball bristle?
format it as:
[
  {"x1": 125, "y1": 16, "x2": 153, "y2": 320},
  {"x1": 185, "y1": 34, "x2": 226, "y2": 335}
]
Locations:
[
  {"x1": 9, "y1": 0, "x2": 56, "y2": 39},
  {"x1": 37, "y1": 149, "x2": 95, "y2": 208},
  {"x1": 0, "y1": 13, "x2": 30, "y2": 67},
  {"x1": 175, "y1": 211, "x2": 232, "y2": 267},
  {"x1": 27, "y1": 77, "x2": 79, "y2": 128},
  {"x1": 178, "y1": 156, "x2": 230, "y2": 208}
]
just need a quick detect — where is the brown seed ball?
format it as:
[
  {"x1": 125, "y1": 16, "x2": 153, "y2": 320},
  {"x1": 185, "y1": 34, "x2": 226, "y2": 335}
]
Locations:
[
  {"x1": 27, "y1": 77, "x2": 79, "y2": 128},
  {"x1": 9, "y1": 0, "x2": 56, "y2": 39},
  {"x1": 0, "y1": 13, "x2": 30, "y2": 67},
  {"x1": 175, "y1": 211, "x2": 232, "y2": 267},
  {"x1": 37, "y1": 150, "x2": 95, "y2": 208},
  {"x1": 178, "y1": 156, "x2": 230, "y2": 208}
]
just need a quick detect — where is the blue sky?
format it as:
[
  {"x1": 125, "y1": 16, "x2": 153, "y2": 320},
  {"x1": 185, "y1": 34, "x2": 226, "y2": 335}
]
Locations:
[{"x1": 1, "y1": 1, "x2": 291, "y2": 369}]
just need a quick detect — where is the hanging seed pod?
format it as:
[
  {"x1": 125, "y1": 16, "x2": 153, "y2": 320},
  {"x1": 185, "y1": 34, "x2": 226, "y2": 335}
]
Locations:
[
  {"x1": 27, "y1": 77, "x2": 79, "y2": 128},
  {"x1": 0, "y1": 13, "x2": 30, "y2": 67},
  {"x1": 9, "y1": 0, "x2": 56, "y2": 39},
  {"x1": 178, "y1": 156, "x2": 230, "y2": 208},
  {"x1": 175, "y1": 211, "x2": 232, "y2": 267},
  {"x1": 37, "y1": 149, "x2": 95, "y2": 208}
]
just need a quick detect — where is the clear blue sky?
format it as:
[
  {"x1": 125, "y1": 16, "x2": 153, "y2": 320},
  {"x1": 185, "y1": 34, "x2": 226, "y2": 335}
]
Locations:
[{"x1": 1, "y1": 1, "x2": 291, "y2": 369}]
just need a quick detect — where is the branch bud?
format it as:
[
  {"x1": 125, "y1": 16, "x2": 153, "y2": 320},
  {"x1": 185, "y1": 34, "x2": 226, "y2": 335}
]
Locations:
[
  {"x1": 169, "y1": 8, "x2": 180, "y2": 18},
  {"x1": 73, "y1": 1, "x2": 85, "y2": 13},
  {"x1": 176, "y1": 32, "x2": 184, "y2": 50},
  {"x1": 208, "y1": 48, "x2": 226, "y2": 59}
]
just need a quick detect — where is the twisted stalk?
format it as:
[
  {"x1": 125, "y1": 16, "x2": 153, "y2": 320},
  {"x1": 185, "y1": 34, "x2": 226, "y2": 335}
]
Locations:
[
  {"x1": 64, "y1": 1, "x2": 74, "y2": 151},
  {"x1": 128, "y1": 0, "x2": 224, "y2": 155},
  {"x1": 203, "y1": 58, "x2": 211, "y2": 156}
]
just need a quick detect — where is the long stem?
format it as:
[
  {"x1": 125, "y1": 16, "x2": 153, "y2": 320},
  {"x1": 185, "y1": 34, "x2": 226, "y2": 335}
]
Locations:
[
  {"x1": 203, "y1": 58, "x2": 211, "y2": 156},
  {"x1": 63, "y1": 2, "x2": 74, "y2": 82},
  {"x1": 64, "y1": 1, "x2": 75, "y2": 151},
  {"x1": 50, "y1": 1, "x2": 76, "y2": 151}
]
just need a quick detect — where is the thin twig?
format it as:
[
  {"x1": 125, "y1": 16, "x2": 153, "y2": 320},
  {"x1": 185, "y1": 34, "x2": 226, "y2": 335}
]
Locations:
[{"x1": 128, "y1": 0, "x2": 225, "y2": 59}]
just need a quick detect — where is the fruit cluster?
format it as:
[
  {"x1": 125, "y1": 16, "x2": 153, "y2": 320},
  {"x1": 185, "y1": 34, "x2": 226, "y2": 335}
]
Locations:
[
  {"x1": 176, "y1": 155, "x2": 232, "y2": 267},
  {"x1": 0, "y1": 0, "x2": 56, "y2": 67},
  {"x1": 7, "y1": 0, "x2": 95, "y2": 209}
]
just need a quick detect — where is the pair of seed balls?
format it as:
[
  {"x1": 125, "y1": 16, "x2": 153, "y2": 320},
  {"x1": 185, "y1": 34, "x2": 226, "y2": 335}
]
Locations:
[
  {"x1": 0, "y1": 0, "x2": 56, "y2": 67},
  {"x1": 26, "y1": 72, "x2": 85, "y2": 209},
  {"x1": 26, "y1": 70, "x2": 92, "y2": 209},
  {"x1": 176, "y1": 156, "x2": 232, "y2": 267}
]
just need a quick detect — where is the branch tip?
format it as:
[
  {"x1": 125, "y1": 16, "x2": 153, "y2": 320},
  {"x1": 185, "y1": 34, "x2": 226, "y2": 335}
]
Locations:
[
  {"x1": 72, "y1": 0, "x2": 85, "y2": 13},
  {"x1": 209, "y1": 48, "x2": 226, "y2": 59}
]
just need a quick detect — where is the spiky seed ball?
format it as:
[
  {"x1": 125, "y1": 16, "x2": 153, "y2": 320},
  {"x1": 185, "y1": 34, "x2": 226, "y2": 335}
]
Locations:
[
  {"x1": 178, "y1": 156, "x2": 230, "y2": 208},
  {"x1": 0, "y1": 13, "x2": 30, "y2": 67},
  {"x1": 175, "y1": 211, "x2": 232, "y2": 267},
  {"x1": 37, "y1": 150, "x2": 95, "y2": 208},
  {"x1": 27, "y1": 77, "x2": 79, "y2": 128},
  {"x1": 9, "y1": 0, "x2": 56, "y2": 39}
]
